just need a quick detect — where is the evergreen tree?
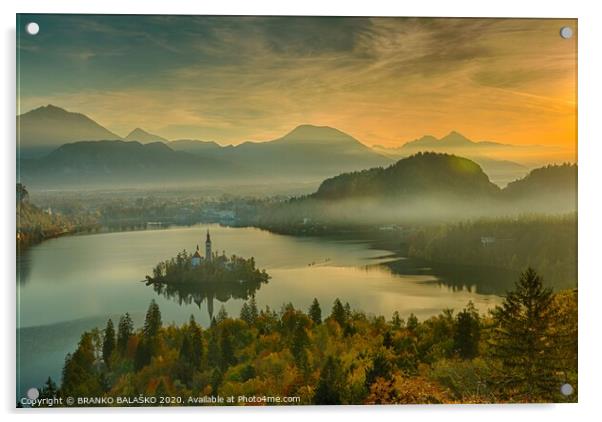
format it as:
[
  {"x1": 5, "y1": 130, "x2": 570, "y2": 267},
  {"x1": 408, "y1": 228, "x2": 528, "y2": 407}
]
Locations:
[
  {"x1": 38, "y1": 377, "x2": 58, "y2": 399},
  {"x1": 239, "y1": 302, "x2": 253, "y2": 325},
  {"x1": 249, "y1": 295, "x2": 259, "y2": 322},
  {"x1": 365, "y1": 349, "x2": 394, "y2": 388},
  {"x1": 189, "y1": 315, "x2": 204, "y2": 370},
  {"x1": 134, "y1": 338, "x2": 152, "y2": 370},
  {"x1": 102, "y1": 319, "x2": 116, "y2": 368},
  {"x1": 219, "y1": 331, "x2": 236, "y2": 371},
  {"x1": 454, "y1": 301, "x2": 480, "y2": 359},
  {"x1": 314, "y1": 356, "x2": 344, "y2": 405},
  {"x1": 61, "y1": 332, "x2": 103, "y2": 397},
  {"x1": 143, "y1": 300, "x2": 162, "y2": 340},
  {"x1": 216, "y1": 305, "x2": 229, "y2": 323},
  {"x1": 490, "y1": 268, "x2": 562, "y2": 399},
  {"x1": 330, "y1": 298, "x2": 346, "y2": 327},
  {"x1": 207, "y1": 331, "x2": 221, "y2": 368},
  {"x1": 390, "y1": 311, "x2": 403, "y2": 329},
  {"x1": 117, "y1": 313, "x2": 134, "y2": 356},
  {"x1": 407, "y1": 313, "x2": 419, "y2": 333},
  {"x1": 308, "y1": 298, "x2": 322, "y2": 325}
]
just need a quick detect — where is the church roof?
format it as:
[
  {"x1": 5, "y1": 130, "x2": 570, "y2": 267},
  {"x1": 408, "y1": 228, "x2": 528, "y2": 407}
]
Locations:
[{"x1": 193, "y1": 249, "x2": 202, "y2": 258}]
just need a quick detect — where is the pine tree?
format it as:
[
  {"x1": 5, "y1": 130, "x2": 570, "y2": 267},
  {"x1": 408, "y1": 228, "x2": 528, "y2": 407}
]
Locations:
[
  {"x1": 330, "y1": 298, "x2": 346, "y2": 327},
  {"x1": 102, "y1": 319, "x2": 116, "y2": 368},
  {"x1": 143, "y1": 300, "x2": 162, "y2": 340},
  {"x1": 189, "y1": 315, "x2": 204, "y2": 370},
  {"x1": 61, "y1": 332, "x2": 103, "y2": 397},
  {"x1": 490, "y1": 268, "x2": 562, "y2": 400},
  {"x1": 117, "y1": 312, "x2": 134, "y2": 355},
  {"x1": 219, "y1": 331, "x2": 236, "y2": 371},
  {"x1": 314, "y1": 356, "x2": 344, "y2": 405},
  {"x1": 249, "y1": 295, "x2": 259, "y2": 322},
  {"x1": 38, "y1": 377, "x2": 58, "y2": 399},
  {"x1": 309, "y1": 298, "x2": 322, "y2": 325},
  {"x1": 365, "y1": 349, "x2": 394, "y2": 388},
  {"x1": 216, "y1": 305, "x2": 228, "y2": 323},
  {"x1": 239, "y1": 302, "x2": 253, "y2": 324},
  {"x1": 453, "y1": 301, "x2": 480, "y2": 359}
]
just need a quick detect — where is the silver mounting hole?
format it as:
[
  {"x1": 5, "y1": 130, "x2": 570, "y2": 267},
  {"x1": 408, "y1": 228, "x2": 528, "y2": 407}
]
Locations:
[
  {"x1": 25, "y1": 22, "x2": 40, "y2": 36},
  {"x1": 560, "y1": 26, "x2": 573, "y2": 39}
]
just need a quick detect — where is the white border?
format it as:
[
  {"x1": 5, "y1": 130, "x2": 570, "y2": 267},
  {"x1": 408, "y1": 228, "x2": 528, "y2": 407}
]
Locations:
[{"x1": 2, "y1": 1, "x2": 601, "y2": 421}]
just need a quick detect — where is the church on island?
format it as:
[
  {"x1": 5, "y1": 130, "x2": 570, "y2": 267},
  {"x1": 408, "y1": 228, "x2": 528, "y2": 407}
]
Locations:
[{"x1": 191, "y1": 230, "x2": 212, "y2": 267}]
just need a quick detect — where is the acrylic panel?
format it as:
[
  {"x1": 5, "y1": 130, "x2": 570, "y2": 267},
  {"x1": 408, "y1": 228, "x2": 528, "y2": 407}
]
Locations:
[{"x1": 16, "y1": 14, "x2": 577, "y2": 407}]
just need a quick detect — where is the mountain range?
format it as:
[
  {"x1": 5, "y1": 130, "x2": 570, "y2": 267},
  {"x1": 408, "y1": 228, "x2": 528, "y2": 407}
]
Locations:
[
  {"x1": 17, "y1": 104, "x2": 568, "y2": 189},
  {"x1": 17, "y1": 105, "x2": 394, "y2": 188}
]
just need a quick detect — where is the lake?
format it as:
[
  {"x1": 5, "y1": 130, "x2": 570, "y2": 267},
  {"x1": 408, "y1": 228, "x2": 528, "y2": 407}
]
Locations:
[{"x1": 17, "y1": 224, "x2": 503, "y2": 399}]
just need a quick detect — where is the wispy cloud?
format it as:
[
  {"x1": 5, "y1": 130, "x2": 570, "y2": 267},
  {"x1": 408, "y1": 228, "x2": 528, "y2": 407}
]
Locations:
[{"x1": 17, "y1": 15, "x2": 577, "y2": 153}]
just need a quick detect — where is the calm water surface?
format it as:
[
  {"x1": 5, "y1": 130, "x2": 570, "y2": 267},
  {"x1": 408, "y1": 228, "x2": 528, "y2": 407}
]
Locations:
[{"x1": 17, "y1": 224, "x2": 502, "y2": 397}]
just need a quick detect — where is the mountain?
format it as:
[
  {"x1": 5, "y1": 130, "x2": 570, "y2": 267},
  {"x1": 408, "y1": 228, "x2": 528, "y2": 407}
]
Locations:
[
  {"x1": 169, "y1": 139, "x2": 224, "y2": 154},
  {"x1": 313, "y1": 152, "x2": 500, "y2": 200},
  {"x1": 166, "y1": 125, "x2": 392, "y2": 182},
  {"x1": 124, "y1": 128, "x2": 168, "y2": 143},
  {"x1": 217, "y1": 125, "x2": 392, "y2": 180},
  {"x1": 18, "y1": 140, "x2": 250, "y2": 188},
  {"x1": 374, "y1": 131, "x2": 530, "y2": 186},
  {"x1": 17, "y1": 105, "x2": 121, "y2": 157}
]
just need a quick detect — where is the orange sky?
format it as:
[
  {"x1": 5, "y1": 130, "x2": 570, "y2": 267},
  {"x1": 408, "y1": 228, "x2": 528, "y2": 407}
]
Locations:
[{"x1": 19, "y1": 16, "x2": 577, "y2": 155}]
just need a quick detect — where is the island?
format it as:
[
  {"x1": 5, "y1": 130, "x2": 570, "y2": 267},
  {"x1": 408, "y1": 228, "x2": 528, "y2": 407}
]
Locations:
[{"x1": 144, "y1": 230, "x2": 270, "y2": 318}]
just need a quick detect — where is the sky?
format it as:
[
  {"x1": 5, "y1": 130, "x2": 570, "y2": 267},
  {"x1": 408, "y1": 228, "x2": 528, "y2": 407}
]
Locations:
[{"x1": 17, "y1": 15, "x2": 577, "y2": 154}]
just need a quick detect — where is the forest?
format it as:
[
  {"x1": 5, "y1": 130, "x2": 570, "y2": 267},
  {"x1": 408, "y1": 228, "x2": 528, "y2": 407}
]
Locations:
[
  {"x1": 405, "y1": 213, "x2": 577, "y2": 289},
  {"x1": 33, "y1": 268, "x2": 576, "y2": 406}
]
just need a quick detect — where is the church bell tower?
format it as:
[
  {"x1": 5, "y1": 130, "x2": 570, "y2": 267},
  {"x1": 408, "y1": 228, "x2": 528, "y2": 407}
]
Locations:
[{"x1": 205, "y1": 230, "x2": 212, "y2": 261}]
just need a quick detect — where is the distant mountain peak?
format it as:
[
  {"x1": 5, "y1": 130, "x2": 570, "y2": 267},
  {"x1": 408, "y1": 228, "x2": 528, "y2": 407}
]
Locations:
[
  {"x1": 440, "y1": 131, "x2": 473, "y2": 145},
  {"x1": 277, "y1": 124, "x2": 362, "y2": 146},
  {"x1": 17, "y1": 104, "x2": 122, "y2": 154},
  {"x1": 125, "y1": 128, "x2": 167, "y2": 143}
]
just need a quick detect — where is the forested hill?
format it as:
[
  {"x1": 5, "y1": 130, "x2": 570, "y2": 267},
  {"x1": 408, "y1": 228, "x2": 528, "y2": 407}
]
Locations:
[
  {"x1": 503, "y1": 163, "x2": 577, "y2": 198},
  {"x1": 17, "y1": 184, "x2": 76, "y2": 249},
  {"x1": 313, "y1": 152, "x2": 500, "y2": 200}
]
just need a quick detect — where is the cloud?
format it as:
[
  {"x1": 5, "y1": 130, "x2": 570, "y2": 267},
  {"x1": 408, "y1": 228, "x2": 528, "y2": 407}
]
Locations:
[{"x1": 17, "y1": 15, "x2": 577, "y2": 153}]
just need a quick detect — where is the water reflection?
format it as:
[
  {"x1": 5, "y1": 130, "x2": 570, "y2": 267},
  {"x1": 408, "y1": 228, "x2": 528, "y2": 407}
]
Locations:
[
  {"x1": 385, "y1": 258, "x2": 518, "y2": 295},
  {"x1": 148, "y1": 277, "x2": 267, "y2": 319}
]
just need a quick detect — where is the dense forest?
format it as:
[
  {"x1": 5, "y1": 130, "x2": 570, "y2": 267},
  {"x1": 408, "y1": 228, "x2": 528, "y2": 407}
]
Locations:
[
  {"x1": 16, "y1": 184, "x2": 97, "y2": 250},
  {"x1": 405, "y1": 213, "x2": 577, "y2": 289},
  {"x1": 32, "y1": 269, "x2": 576, "y2": 407}
]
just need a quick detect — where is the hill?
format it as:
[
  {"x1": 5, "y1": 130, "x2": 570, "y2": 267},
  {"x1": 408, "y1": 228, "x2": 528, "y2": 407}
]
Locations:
[
  {"x1": 245, "y1": 153, "x2": 577, "y2": 230},
  {"x1": 17, "y1": 105, "x2": 121, "y2": 157},
  {"x1": 501, "y1": 164, "x2": 577, "y2": 213},
  {"x1": 313, "y1": 152, "x2": 500, "y2": 200},
  {"x1": 18, "y1": 140, "x2": 250, "y2": 188},
  {"x1": 124, "y1": 128, "x2": 168, "y2": 143}
]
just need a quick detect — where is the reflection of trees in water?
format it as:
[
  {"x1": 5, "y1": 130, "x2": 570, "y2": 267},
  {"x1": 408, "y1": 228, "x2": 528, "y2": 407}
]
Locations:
[
  {"x1": 149, "y1": 278, "x2": 267, "y2": 319},
  {"x1": 383, "y1": 258, "x2": 518, "y2": 295}
]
